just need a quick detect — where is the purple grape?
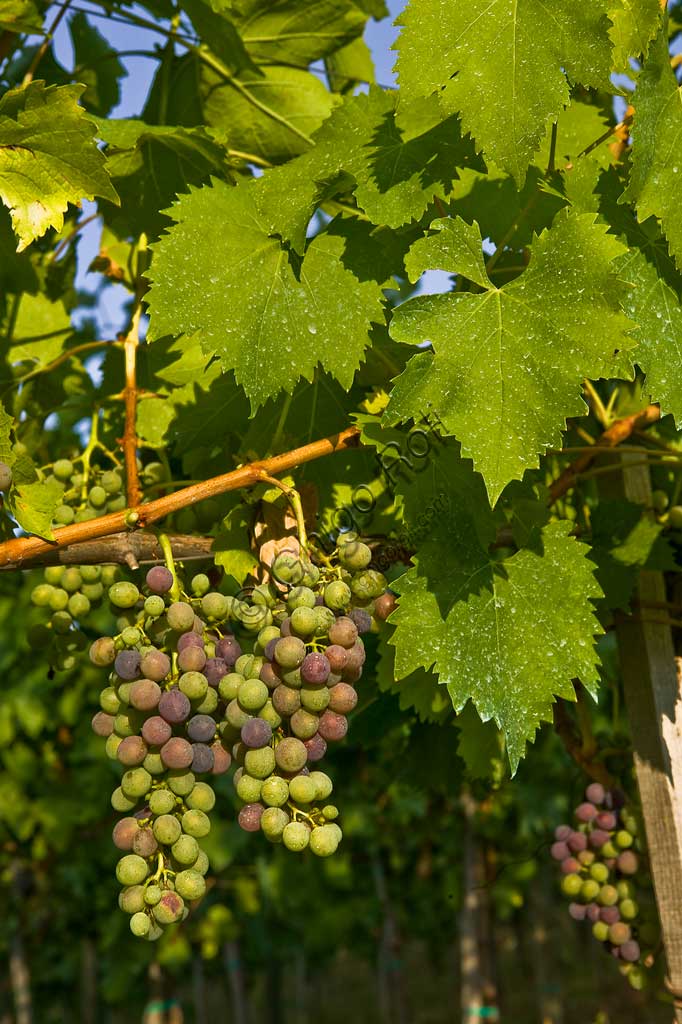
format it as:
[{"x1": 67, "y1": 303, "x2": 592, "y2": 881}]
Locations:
[
  {"x1": 585, "y1": 782, "x2": 605, "y2": 805},
  {"x1": 191, "y1": 743, "x2": 215, "y2": 774},
  {"x1": 586, "y1": 904, "x2": 601, "y2": 923},
  {"x1": 211, "y1": 741, "x2": 232, "y2": 775},
  {"x1": 317, "y1": 709, "x2": 348, "y2": 742},
  {"x1": 349, "y1": 608, "x2": 372, "y2": 634},
  {"x1": 595, "y1": 811, "x2": 616, "y2": 831},
  {"x1": 177, "y1": 631, "x2": 205, "y2": 653},
  {"x1": 620, "y1": 940, "x2": 640, "y2": 963},
  {"x1": 187, "y1": 714, "x2": 216, "y2": 743},
  {"x1": 599, "y1": 906, "x2": 620, "y2": 925},
  {"x1": 279, "y1": 617, "x2": 292, "y2": 637},
  {"x1": 567, "y1": 831, "x2": 587, "y2": 853},
  {"x1": 264, "y1": 638, "x2": 279, "y2": 661},
  {"x1": 205, "y1": 657, "x2": 228, "y2": 687},
  {"x1": 301, "y1": 652, "x2": 330, "y2": 685},
  {"x1": 142, "y1": 715, "x2": 172, "y2": 746},
  {"x1": 140, "y1": 649, "x2": 171, "y2": 682},
  {"x1": 588, "y1": 829, "x2": 610, "y2": 849},
  {"x1": 238, "y1": 803, "x2": 264, "y2": 832},
  {"x1": 260, "y1": 662, "x2": 281, "y2": 690},
  {"x1": 325, "y1": 644, "x2": 348, "y2": 672},
  {"x1": 178, "y1": 646, "x2": 207, "y2": 672},
  {"x1": 554, "y1": 824, "x2": 571, "y2": 841},
  {"x1": 303, "y1": 733, "x2": 327, "y2": 762},
  {"x1": 146, "y1": 566, "x2": 174, "y2": 594},
  {"x1": 328, "y1": 617, "x2": 358, "y2": 648},
  {"x1": 568, "y1": 902, "x2": 587, "y2": 921},
  {"x1": 550, "y1": 841, "x2": 569, "y2": 861},
  {"x1": 241, "y1": 718, "x2": 273, "y2": 749},
  {"x1": 160, "y1": 736, "x2": 194, "y2": 769},
  {"x1": 216, "y1": 636, "x2": 241, "y2": 665},
  {"x1": 114, "y1": 649, "x2": 141, "y2": 680},
  {"x1": 575, "y1": 802, "x2": 598, "y2": 823},
  {"x1": 344, "y1": 641, "x2": 366, "y2": 672},
  {"x1": 158, "y1": 689, "x2": 191, "y2": 724}
]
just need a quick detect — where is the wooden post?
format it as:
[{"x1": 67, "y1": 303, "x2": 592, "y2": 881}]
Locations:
[{"x1": 614, "y1": 455, "x2": 682, "y2": 1021}]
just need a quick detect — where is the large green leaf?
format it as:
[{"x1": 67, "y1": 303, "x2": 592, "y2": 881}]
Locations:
[
  {"x1": 3, "y1": 292, "x2": 73, "y2": 367},
  {"x1": 623, "y1": 27, "x2": 682, "y2": 270},
  {"x1": 386, "y1": 212, "x2": 634, "y2": 502},
  {"x1": 0, "y1": 82, "x2": 117, "y2": 251},
  {"x1": 147, "y1": 179, "x2": 384, "y2": 410},
  {"x1": 394, "y1": 0, "x2": 616, "y2": 183},
  {"x1": 609, "y1": 0, "x2": 660, "y2": 72},
  {"x1": 0, "y1": 0, "x2": 43, "y2": 31},
  {"x1": 230, "y1": 0, "x2": 367, "y2": 64},
  {"x1": 389, "y1": 521, "x2": 603, "y2": 771}
]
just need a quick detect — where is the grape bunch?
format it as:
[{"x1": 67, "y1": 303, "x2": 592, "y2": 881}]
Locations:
[
  {"x1": 229, "y1": 533, "x2": 394, "y2": 855},
  {"x1": 29, "y1": 459, "x2": 128, "y2": 669},
  {"x1": 551, "y1": 782, "x2": 659, "y2": 989},
  {"x1": 90, "y1": 567, "x2": 233, "y2": 940}
]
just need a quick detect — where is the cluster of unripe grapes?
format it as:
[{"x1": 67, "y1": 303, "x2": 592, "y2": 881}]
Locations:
[
  {"x1": 89, "y1": 533, "x2": 395, "y2": 938},
  {"x1": 29, "y1": 458, "x2": 128, "y2": 669},
  {"x1": 552, "y1": 783, "x2": 657, "y2": 989}
]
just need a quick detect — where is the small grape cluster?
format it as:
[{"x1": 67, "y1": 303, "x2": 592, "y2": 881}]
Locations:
[
  {"x1": 552, "y1": 782, "x2": 657, "y2": 988},
  {"x1": 29, "y1": 459, "x2": 127, "y2": 669},
  {"x1": 229, "y1": 534, "x2": 394, "y2": 855}
]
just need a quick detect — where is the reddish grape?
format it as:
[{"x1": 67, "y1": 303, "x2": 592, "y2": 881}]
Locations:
[
  {"x1": 617, "y1": 851, "x2": 639, "y2": 875},
  {"x1": 554, "y1": 824, "x2": 571, "y2": 841},
  {"x1": 187, "y1": 714, "x2": 216, "y2": 743},
  {"x1": 328, "y1": 683, "x2": 357, "y2": 714},
  {"x1": 91, "y1": 711, "x2": 114, "y2": 737},
  {"x1": 142, "y1": 715, "x2": 172, "y2": 746},
  {"x1": 191, "y1": 743, "x2": 215, "y2": 773},
  {"x1": 550, "y1": 841, "x2": 569, "y2": 861},
  {"x1": 301, "y1": 652, "x2": 330, "y2": 685},
  {"x1": 159, "y1": 689, "x2": 191, "y2": 724},
  {"x1": 303, "y1": 733, "x2": 327, "y2": 762},
  {"x1": 160, "y1": 737, "x2": 194, "y2": 769},
  {"x1": 241, "y1": 718, "x2": 273, "y2": 749},
  {"x1": 210, "y1": 741, "x2": 232, "y2": 775},
  {"x1": 146, "y1": 566, "x2": 174, "y2": 594},
  {"x1": 588, "y1": 829, "x2": 610, "y2": 849},
  {"x1": 567, "y1": 831, "x2": 587, "y2": 853},
  {"x1": 585, "y1": 782, "x2": 605, "y2": 805},
  {"x1": 113, "y1": 818, "x2": 139, "y2": 850},
  {"x1": 568, "y1": 903, "x2": 587, "y2": 921},
  {"x1": 129, "y1": 679, "x2": 161, "y2": 711},
  {"x1": 575, "y1": 802, "x2": 598, "y2": 822},
  {"x1": 595, "y1": 811, "x2": 616, "y2": 831},
  {"x1": 117, "y1": 736, "x2": 148, "y2": 766},
  {"x1": 586, "y1": 904, "x2": 601, "y2": 923},
  {"x1": 178, "y1": 646, "x2": 207, "y2": 673},
  {"x1": 328, "y1": 617, "x2": 358, "y2": 648},
  {"x1": 560, "y1": 857, "x2": 581, "y2": 875},
  {"x1": 325, "y1": 644, "x2": 348, "y2": 672},
  {"x1": 620, "y1": 940, "x2": 640, "y2": 963},
  {"x1": 349, "y1": 608, "x2": 372, "y2": 634},
  {"x1": 374, "y1": 592, "x2": 397, "y2": 621},
  {"x1": 205, "y1": 658, "x2": 228, "y2": 687},
  {"x1": 238, "y1": 803, "x2": 264, "y2": 832},
  {"x1": 317, "y1": 709, "x2": 348, "y2": 742},
  {"x1": 140, "y1": 650, "x2": 171, "y2": 682},
  {"x1": 216, "y1": 636, "x2": 241, "y2": 665},
  {"x1": 115, "y1": 649, "x2": 141, "y2": 681}
]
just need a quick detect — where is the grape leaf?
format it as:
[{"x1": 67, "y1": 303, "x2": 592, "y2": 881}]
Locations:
[
  {"x1": 455, "y1": 702, "x2": 505, "y2": 780},
  {"x1": 7, "y1": 477, "x2": 62, "y2": 540},
  {"x1": 394, "y1": 0, "x2": 616, "y2": 184},
  {"x1": 0, "y1": 82, "x2": 117, "y2": 251},
  {"x1": 5, "y1": 292, "x2": 72, "y2": 367},
  {"x1": 389, "y1": 521, "x2": 603, "y2": 771},
  {"x1": 147, "y1": 179, "x2": 384, "y2": 410},
  {"x1": 0, "y1": 0, "x2": 43, "y2": 31},
  {"x1": 325, "y1": 36, "x2": 375, "y2": 93},
  {"x1": 616, "y1": 247, "x2": 682, "y2": 422},
  {"x1": 386, "y1": 211, "x2": 634, "y2": 503},
  {"x1": 376, "y1": 629, "x2": 450, "y2": 722},
  {"x1": 213, "y1": 505, "x2": 259, "y2": 583},
  {"x1": 623, "y1": 27, "x2": 682, "y2": 270},
  {"x1": 230, "y1": 0, "x2": 367, "y2": 64},
  {"x1": 609, "y1": 0, "x2": 661, "y2": 71},
  {"x1": 590, "y1": 499, "x2": 676, "y2": 610}
]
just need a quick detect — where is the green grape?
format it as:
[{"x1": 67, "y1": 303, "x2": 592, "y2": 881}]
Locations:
[
  {"x1": 619, "y1": 899, "x2": 639, "y2": 920},
  {"x1": 238, "y1": 679, "x2": 268, "y2": 712},
  {"x1": 337, "y1": 531, "x2": 358, "y2": 547},
  {"x1": 109, "y1": 582, "x2": 140, "y2": 609},
  {"x1": 321, "y1": 805, "x2": 338, "y2": 820},
  {"x1": 53, "y1": 458, "x2": 74, "y2": 481},
  {"x1": 149, "y1": 789, "x2": 176, "y2": 815},
  {"x1": 48, "y1": 589, "x2": 69, "y2": 611},
  {"x1": 652, "y1": 489, "x2": 669, "y2": 512},
  {"x1": 310, "y1": 824, "x2": 340, "y2": 857},
  {"x1": 589, "y1": 863, "x2": 609, "y2": 883},
  {"x1": 616, "y1": 829, "x2": 633, "y2": 849},
  {"x1": 105, "y1": 734, "x2": 123, "y2": 759},
  {"x1": 194, "y1": 849, "x2": 210, "y2": 876},
  {"x1": 261, "y1": 776, "x2": 289, "y2": 807},
  {"x1": 142, "y1": 462, "x2": 166, "y2": 486},
  {"x1": 116, "y1": 855, "x2": 149, "y2": 885},
  {"x1": 89, "y1": 485, "x2": 107, "y2": 508},
  {"x1": 82, "y1": 582, "x2": 104, "y2": 602},
  {"x1": 107, "y1": 495, "x2": 127, "y2": 512},
  {"x1": 580, "y1": 879, "x2": 600, "y2": 902},
  {"x1": 153, "y1": 891, "x2": 185, "y2": 925},
  {"x1": 54, "y1": 505, "x2": 75, "y2": 525},
  {"x1": 236, "y1": 773, "x2": 263, "y2": 802},
  {"x1": 167, "y1": 770, "x2": 196, "y2": 796},
  {"x1": 112, "y1": 787, "x2": 137, "y2": 812},
  {"x1": 182, "y1": 809, "x2": 211, "y2": 838},
  {"x1": 80, "y1": 565, "x2": 101, "y2": 583},
  {"x1": 226, "y1": 700, "x2": 250, "y2": 729},
  {"x1": 121, "y1": 626, "x2": 142, "y2": 646},
  {"x1": 300, "y1": 687, "x2": 330, "y2": 713},
  {"x1": 121, "y1": 768, "x2": 152, "y2": 799},
  {"x1": 175, "y1": 870, "x2": 207, "y2": 901},
  {"x1": 592, "y1": 921, "x2": 609, "y2": 942},
  {"x1": 143, "y1": 753, "x2": 165, "y2": 776},
  {"x1": 219, "y1": 673, "x2": 244, "y2": 702},
  {"x1": 290, "y1": 606, "x2": 318, "y2": 638},
  {"x1": 338, "y1": 541, "x2": 372, "y2": 571},
  {"x1": 145, "y1": 595, "x2": 165, "y2": 617},
  {"x1": 60, "y1": 567, "x2": 82, "y2": 592},
  {"x1": 44, "y1": 566, "x2": 65, "y2": 585},
  {"x1": 244, "y1": 747, "x2": 276, "y2": 780},
  {"x1": 274, "y1": 637, "x2": 306, "y2": 670},
  {"x1": 51, "y1": 610, "x2": 73, "y2": 634},
  {"x1": 597, "y1": 884, "x2": 619, "y2": 907},
  {"x1": 271, "y1": 552, "x2": 304, "y2": 586},
  {"x1": 349, "y1": 569, "x2": 386, "y2": 601},
  {"x1": 118, "y1": 885, "x2": 146, "y2": 914},
  {"x1": 309, "y1": 771, "x2": 333, "y2": 801},
  {"x1": 313, "y1": 606, "x2": 335, "y2": 634},
  {"x1": 153, "y1": 815, "x2": 182, "y2": 845},
  {"x1": 235, "y1": 654, "x2": 264, "y2": 680},
  {"x1": 75, "y1": 508, "x2": 97, "y2": 523},
  {"x1": 130, "y1": 912, "x2": 151, "y2": 937},
  {"x1": 201, "y1": 592, "x2": 228, "y2": 621},
  {"x1": 324, "y1": 580, "x2": 351, "y2": 610},
  {"x1": 275, "y1": 737, "x2": 307, "y2": 773},
  {"x1": 167, "y1": 601, "x2": 195, "y2": 631},
  {"x1": 257, "y1": 625, "x2": 281, "y2": 649},
  {"x1": 261, "y1": 807, "x2": 289, "y2": 841},
  {"x1": 92, "y1": 638, "x2": 117, "y2": 668},
  {"x1": 289, "y1": 775, "x2": 316, "y2": 804},
  {"x1": 282, "y1": 821, "x2": 310, "y2": 852},
  {"x1": 68, "y1": 592, "x2": 90, "y2": 618},
  {"x1": 144, "y1": 885, "x2": 163, "y2": 906},
  {"x1": 171, "y1": 834, "x2": 199, "y2": 865},
  {"x1": 259, "y1": 701, "x2": 283, "y2": 730},
  {"x1": 186, "y1": 782, "x2": 216, "y2": 812},
  {"x1": 601, "y1": 841, "x2": 618, "y2": 858},
  {"x1": 101, "y1": 470, "x2": 122, "y2": 494},
  {"x1": 194, "y1": 688, "x2": 219, "y2": 715},
  {"x1": 560, "y1": 874, "x2": 582, "y2": 898},
  {"x1": 287, "y1": 586, "x2": 316, "y2": 611},
  {"x1": 179, "y1": 671, "x2": 208, "y2": 701},
  {"x1": 191, "y1": 574, "x2": 211, "y2": 597},
  {"x1": 31, "y1": 583, "x2": 54, "y2": 606}
]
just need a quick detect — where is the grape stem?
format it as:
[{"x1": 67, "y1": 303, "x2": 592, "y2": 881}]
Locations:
[
  {"x1": 122, "y1": 306, "x2": 143, "y2": 508},
  {"x1": 80, "y1": 410, "x2": 101, "y2": 503},
  {"x1": 257, "y1": 473, "x2": 308, "y2": 550}
]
